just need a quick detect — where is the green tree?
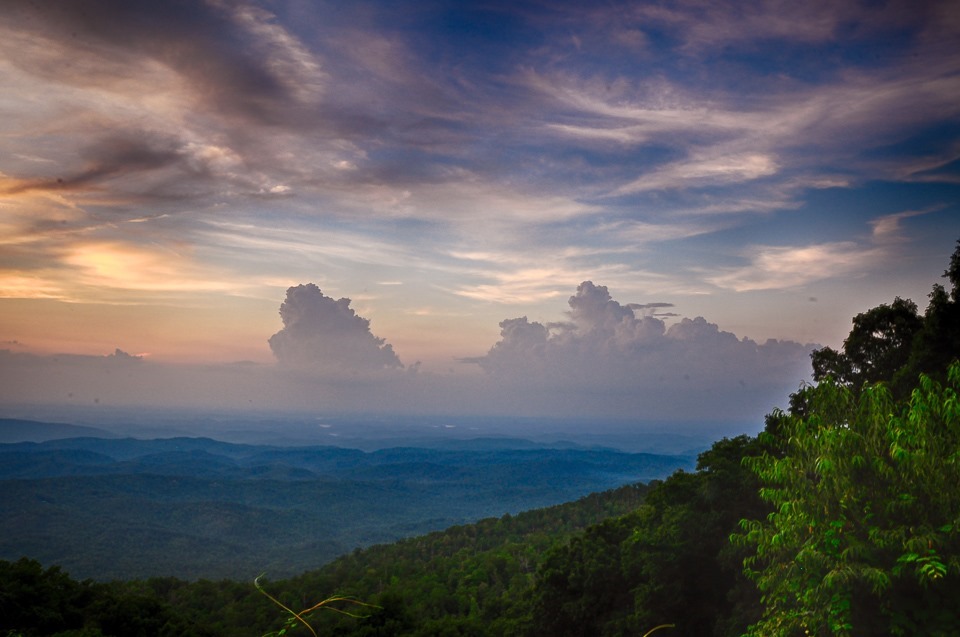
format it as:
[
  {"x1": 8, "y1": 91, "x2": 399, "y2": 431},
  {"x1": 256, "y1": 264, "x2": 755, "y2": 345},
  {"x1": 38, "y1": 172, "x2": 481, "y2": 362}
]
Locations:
[
  {"x1": 803, "y1": 240, "x2": 960, "y2": 408},
  {"x1": 810, "y1": 297, "x2": 922, "y2": 392},
  {"x1": 0, "y1": 558, "x2": 91, "y2": 636},
  {"x1": 738, "y1": 363, "x2": 960, "y2": 636},
  {"x1": 894, "y1": 240, "x2": 960, "y2": 394},
  {"x1": 527, "y1": 436, "x2": 768, "y2": 637}
]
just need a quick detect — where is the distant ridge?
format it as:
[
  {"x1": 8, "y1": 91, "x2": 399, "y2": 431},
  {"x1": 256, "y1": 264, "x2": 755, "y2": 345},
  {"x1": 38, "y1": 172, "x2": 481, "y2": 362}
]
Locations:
[
  {"x1": 0, "y1": 418, "x2": 116, "y2": 443},
  {"x1": 0, "y1": 433, "x2": 693, "y2": 580}
]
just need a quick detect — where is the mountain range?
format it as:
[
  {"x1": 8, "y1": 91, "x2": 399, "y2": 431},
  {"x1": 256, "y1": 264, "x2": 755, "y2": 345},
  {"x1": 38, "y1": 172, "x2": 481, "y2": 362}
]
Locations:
[{"x1": 0, "y1": 419, "x2": 693, "y2": 580}]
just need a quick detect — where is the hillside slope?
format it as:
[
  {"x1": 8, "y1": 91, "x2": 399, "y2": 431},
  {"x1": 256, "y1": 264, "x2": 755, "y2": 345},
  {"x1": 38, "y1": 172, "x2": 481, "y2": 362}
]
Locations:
[{"x1": 0, "y1": 433, "x2": 691, "y2": 580}]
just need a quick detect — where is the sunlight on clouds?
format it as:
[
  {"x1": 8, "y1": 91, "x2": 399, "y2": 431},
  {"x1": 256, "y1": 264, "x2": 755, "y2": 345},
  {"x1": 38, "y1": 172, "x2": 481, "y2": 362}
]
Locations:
[
  {"x1": 62, "y1": 242, "x2": 235, "y2": 294},
  {"x1": 183, "y1": 143, "x2": 244, "y2": 176},
  {"x1": 452, "y1": 263, "x2": 632, "y2": 305},
  {"x1": 446, "y1": 238, "x2": 710, "y2": 303},
  {"x1": 706, "y1": 242, "x2": 883, "y2": 292},
  {"x1": 870, "y1": 209, "x2": 936, "y2": 242},
  {"x1": 0, "y1": 191, "x2": 90, "y2": 261},
  {"x1": 0, "y1": 26, "x2": 192, "y2": 135},
  {"x1": 453, "y1": 280, "x2": 568, "y2": 304},
  {"x1": 616, "y1": 153, "x2": 779, "y2": 194},
  {"x1": 0, "y1": 273, "x2": 64, "y2": 300},
  {"x1": 200, "y1": 220, "x2": 423, "y2": 271}
]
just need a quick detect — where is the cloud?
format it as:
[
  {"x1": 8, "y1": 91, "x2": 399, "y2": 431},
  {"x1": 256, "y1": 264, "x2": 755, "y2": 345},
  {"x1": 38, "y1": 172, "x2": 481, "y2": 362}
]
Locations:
[
  {"x1": 268, "y1": 284, "x2": 402, "y2": 373},
  {"x1": 0, "y1": 348, "x2": 282, "y2": 411},
  {"x1": 0, "y1": 281, "x2": 816, "y2": 424},
  {"x1": 629, "y1": 302, "x2": 678, "y2": 318},
  {"x1": 615, "y1": 153, "x2": 779, "y2": 194},
  {"x1": 628, "y1": 0, "x2": 908, "y2": 50},
  {"x1": 0, "y1": 135, "x2": 186, "y2": 197},
  {"x1": 528, "y1": 12, "x2": 960, "y2": 201},
  {"x1": 704, "y1": 242, "x2": 886, "y2": 292},
  {"x1": 61, "y1": 240, "x2": 238, "y2": 294},
  {"x1": 704, "y1": 206, "x2": 941, "y2": 293},
  {"x1": 870, "y1": 208, "x2": 937, "y2": 243},
  {"x1": 470, "y1": 281, "x2": 814, "y2": 420},
  {"x1": 1, "y1": 0, "x2": 955, "y2": 411},
  {"x1": 3, "y1": 0, "x2": 324, "y2": 124}
]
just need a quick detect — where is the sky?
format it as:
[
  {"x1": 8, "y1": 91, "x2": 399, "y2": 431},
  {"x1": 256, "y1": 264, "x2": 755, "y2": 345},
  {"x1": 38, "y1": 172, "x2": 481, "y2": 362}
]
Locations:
[{"x1": 1, "y1": 0, "x2": 959, "y2": 428}]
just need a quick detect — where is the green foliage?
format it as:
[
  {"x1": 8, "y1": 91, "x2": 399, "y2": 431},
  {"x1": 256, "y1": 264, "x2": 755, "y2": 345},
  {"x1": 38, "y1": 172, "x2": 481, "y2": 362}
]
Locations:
[
  {"x1": 804, "y1": 240, "x2": 960, "y2": 406},
  {"x1": 528, "y1": 435, "x2": 769, "y2": 637},
  {"x1": 0, "y1": 558, "x2": 91, "y2": 636},
  {"x1": 810, "y1": 297, "x2": 922, "y2": 392},
  {"x1": 0, "y1": 558, "x2": 209, "y2": 637},
  {"x1": 279, "y1": 483, "x2": 650, "y2": 637},
  {"x1": 737, "y1": 363, "x2": 960, "y2": 636},
  {"x1": 0, "y1": 484, "x2": 649, "y2": 637}
]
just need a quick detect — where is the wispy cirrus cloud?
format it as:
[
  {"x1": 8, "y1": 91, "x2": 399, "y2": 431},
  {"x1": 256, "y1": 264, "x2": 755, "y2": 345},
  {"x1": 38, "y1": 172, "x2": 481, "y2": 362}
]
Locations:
[
  {"x1": 627, "y1": 0, "x2": 925, "y2": 50},
  {"x1": 614, "y1": 153, "x2": 779, "y2": 194},
  {"x1": 705, "y1": 242, "x2": 883, "y2": 292},
  {"x1": 705, "y1": 207, "x2": 943, "y2": 293}
]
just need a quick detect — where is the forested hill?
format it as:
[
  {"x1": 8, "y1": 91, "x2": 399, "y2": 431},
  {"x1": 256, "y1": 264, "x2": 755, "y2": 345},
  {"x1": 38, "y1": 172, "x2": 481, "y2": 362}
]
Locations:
[
  {"x1": 0, "y1": 434, "x2": 691, "y2": 581},
  {"x1": 0, "y1": 482, "x2": 652, "y2": 637}
]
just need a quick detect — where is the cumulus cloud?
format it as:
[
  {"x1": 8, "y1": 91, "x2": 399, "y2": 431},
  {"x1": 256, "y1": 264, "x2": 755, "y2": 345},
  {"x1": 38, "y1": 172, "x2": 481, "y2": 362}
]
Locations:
[
  {"x1": 268, "y1": 284, "x2": 402, "y2": 373},
  {"x1": 0, "y1": 282, "x2": 817, "y2": 425},
  {"x1": 472, "y1": 282, "x2": 814, "y2": 420}
]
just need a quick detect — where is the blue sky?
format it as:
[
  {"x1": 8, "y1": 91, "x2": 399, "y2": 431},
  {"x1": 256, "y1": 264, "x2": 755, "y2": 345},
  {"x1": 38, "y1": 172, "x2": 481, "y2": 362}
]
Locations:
[{"x1": 0, "y1": 0, "x2": 958, "y2": 425}]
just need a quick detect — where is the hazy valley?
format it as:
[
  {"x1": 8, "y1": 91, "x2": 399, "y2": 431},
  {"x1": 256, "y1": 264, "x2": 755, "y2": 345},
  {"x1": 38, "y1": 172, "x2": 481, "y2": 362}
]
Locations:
[{"x1": 0, "y1": 417, "x2": 694, "y2": 581}]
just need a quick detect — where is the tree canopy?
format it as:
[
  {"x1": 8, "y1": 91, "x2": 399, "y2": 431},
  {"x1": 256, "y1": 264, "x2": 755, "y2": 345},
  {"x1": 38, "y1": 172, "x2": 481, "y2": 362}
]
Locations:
[{"x1": 739, "y1": 364, "x2": 960, "y2": 636}]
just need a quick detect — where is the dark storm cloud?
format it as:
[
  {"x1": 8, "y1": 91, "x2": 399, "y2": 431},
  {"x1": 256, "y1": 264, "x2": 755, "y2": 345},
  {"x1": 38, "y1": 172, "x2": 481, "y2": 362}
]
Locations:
[
  {"x1": 5, "y1": 0, "x2": 300, "y2": 124},
  {"x1": 268, "y1": 284, "x2": 403, "y2": 373},
  {"x1": 2, "y1": 0, "x2": 500, "y2": 201},
  {"x1": 1, "y1": 135, "x2": 186, "y2": 197}
]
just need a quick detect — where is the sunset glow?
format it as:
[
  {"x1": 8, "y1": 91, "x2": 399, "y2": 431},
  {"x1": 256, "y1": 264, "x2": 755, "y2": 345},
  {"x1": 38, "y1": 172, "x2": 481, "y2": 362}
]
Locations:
[{"x1": 1, "y1": 0, "x2": 958, "y2": 423}]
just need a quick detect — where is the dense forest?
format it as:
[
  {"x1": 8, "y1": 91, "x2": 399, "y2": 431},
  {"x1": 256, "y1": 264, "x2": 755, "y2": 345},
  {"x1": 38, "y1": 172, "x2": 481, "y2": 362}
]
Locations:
[
  {"x1": 0, "y1": 438, "x2": 690, "y2": 581},
  {"x1": 2, "y1": 241, "x2": 959, "y2": 637}
]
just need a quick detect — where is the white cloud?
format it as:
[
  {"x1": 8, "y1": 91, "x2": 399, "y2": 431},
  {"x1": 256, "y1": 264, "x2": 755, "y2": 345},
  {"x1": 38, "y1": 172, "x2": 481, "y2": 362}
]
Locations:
[
  {"x1": 0, "y1": 282, "x2": 815, "y2": 424},
  {"x1": 268, "y1": 283, "x2": 403, "y2": 373},
  {"x1": 705, "y1": 242, "x2": 884, "y2": 292},
  {"x1": 616, "y1": 153, "x2": 779, "y2": 194},
  {"x1": 470, "y1": 281, "x2": 814, "y2": 420},
  {"x1": 870, "y1": 208, "x2": 937, "y2": 242}
]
